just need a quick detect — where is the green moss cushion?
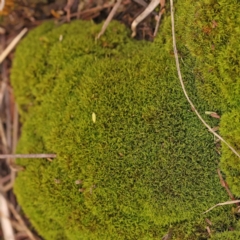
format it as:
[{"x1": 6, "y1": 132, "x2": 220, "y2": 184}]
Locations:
[{"x1": 11, "y1": 0, "x2": 240, "y2": 239}]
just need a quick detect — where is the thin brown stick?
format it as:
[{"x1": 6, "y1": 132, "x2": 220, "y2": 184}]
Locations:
[
  {"x1": 0, "y1": 154, "x2": 56, "y2": 159},
  {"x1": 169, "y1": 0, "x2": 240, "y2": 158},
  {"x1": 0, "y1": 28, "x2": 28, "y2": 64},
  {"x1": 0, "y1": 0, "x2": 5, "y2": 11},
  {"x1": 203, "y1": 200, "x2": 240, "y2": 214},
  {"x1": 97, "y1": 0, "x2": 123, "y2": 39},
  {"x1": 64, "y1": 0, "x2": 75, "y2": 22}
]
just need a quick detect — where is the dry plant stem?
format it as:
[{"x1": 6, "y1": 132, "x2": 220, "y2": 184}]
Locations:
[
  {"x1": 97, "y1": 0, "x2": 123, "y2": 39},
  {"x1": 0, "y1": 175, "x2": 11, "y2": 185},
  {"x1": 132, "y1": 0, "x2": 148, "y2": 8},
  {"x1": 217, "y1": 169, "x2": 237, "y2": 203},
  {"x1": 12, "y1": 103, "x2": 19, "y2": 153},
  {"x1": 154, "y1": 0, "x2": 165, "y2": 37},
  {"x1": 0, "y1": 28, "x2": 28, "y2": 64},
  {"x1": 0, "y1": 118, "x2": 8, "y2": 150},
  {"x1": 64, "y1": 0, "x2": 75, "y2": 22},
  {"x1": 0, "y1": 80, "x2": 7, "y2": 107},
  {"x1": 169, "y1": 0, "x2": 240, "y2": 159},
  {"x1": 70, "y1": 3, "x2": 114, "y2": 19},
  {"x1": 6, "y1": 197, "x2": 37, "y2": 240},
  {"x1": 206, "y1": 226, "x2": 212, "y2": 237},
  {"x1": 2, "y1": 182, "x2": 14, "y2": 192},
  {"x1": 153, "y1": 10, "x2": 162, "y2": 37},
  {"x1": 5, "y1": 88, "x2": 11, "y2": 149},
  {"x1": 203, "y1": 200, "x2": 240, "y2": 214},
  {"x1": 131, "y1": 0, "x2": 160, "y2": 37},
  {"x1": 10, "y1": 103, "x2": 19, "y2": 184},
  {"x1": 15, "y1": 232, "x2": 33, "y2": 240},
  {"x1": 0, "y1": 154, "x2": 56, "y2": 159},
  {"x1": 0, "y1": 193, "x2": 15, "y2": 240},
  {"x1": 0, "y1": 0, "x2": 5, "y2": 11},
  {"x1": 0, "y1": 211, "x2": 24, "y2": 232},
  {"x1": 0, "y1": 45, "x2": 7, "y2": 108}
]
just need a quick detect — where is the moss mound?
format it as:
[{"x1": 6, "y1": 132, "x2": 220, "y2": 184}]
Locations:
[{"x1": 11, "y1": 1, "x2": 240, "y2": 239}]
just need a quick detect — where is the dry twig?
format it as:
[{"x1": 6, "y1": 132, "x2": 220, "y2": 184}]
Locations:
[
  {"x1": 0, "y1": 28, "x2": 28, "y2": 64},
  {"x1": 131, "y1": 0, "x2": 159, "y2": 37},
  {"x1": 0, "y1": 154, "x2": 57, "y2": 159},
  {"x1": 0, "y1": 0, "x2": 5, "y2": 11},
  {"x1": 131, "y1": 0, "x2": 165, "y2": 38},
  {"x1": 169, "y1": 0, "x2": 240, "y2": 159},
  {"x1": 64, "y1": 0, "x2": 75, "y2": 22},
  {"x1": 154, "y1": 0, "x2": 165, "y2": 37},
  {"x1": 97, "y1": 0, "x2": 123, "y2": 39},
  {"x1": 203, "y1": 200, "x2": 240, "y2": 214}
]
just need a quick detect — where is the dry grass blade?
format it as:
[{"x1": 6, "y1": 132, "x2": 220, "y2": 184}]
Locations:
[
  {"x1": 0, "y1": 0, "x2": 5, "y2": 11},
  {"x1": 0, "y1": 80, "x2": 7, "y2": 107},
  {"x1": 6, "y1": 198, "x2": 37, "y2": 240},
  {"x1": 203, "y1": 200, "x2": 240, "y2": 214},
  {"x1": 0, "y1": 154, "x2": 57, "y2": 159},
  {"x1": 12, "y1": 103, "x2": 18, "y2": 154},
  {"x1": 153, "y1": 0, "x2": 166, "y2": 37},
  {"x1": 153, "y1": 10, "x2": 162, "y2": 37},
  {"x1": 217, "y1": 169, "x2": 237, "y2": 203},
  {"x1": 206, "y1": 226, "x2": 212, "y2": 237},
  {"x1": 132, "y1": 0, "x2": 148, "y2": 7},
  {"x1": 169, "y1": 0, "x2": 240, "y2": 159},
  {"x1": 0, "y1": 193, "x2": 15, "y2": 240},
  {"x1": 0, "y1": 28, "x2": 28, "y2": 64},
  {"x1": 0, "y1": 118, "x2": 8, "y2": 150},
  {"x1": 64, "y1": 0, "x2": 75, "y2": 22},
  {"x1": 97, "y1": 0, "x2": 123, "y2": 39},
  {"x1": 131, "y1": 0, "x2": 159, "y2": 37}
]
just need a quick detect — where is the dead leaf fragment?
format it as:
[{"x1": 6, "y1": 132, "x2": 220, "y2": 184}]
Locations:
[
  {"x1": 205, "y1": 218, "x2": 212, "y2": 226},
  {"x1": 212, "y1": 20, "x2": 218, "y2": 28},
  {"x1": 75, "y1": 180, "x2": 82, "y2": 185},
  {"x1": 54, "y1": 179, "x2": 61, "y2": 184},
  {"x1": 206, "y1": 226, "x2": 212, "y2": 237},
  {"x1": 79, "y1": 188, "x2": 85, "y2": 193},
  {"x1": 205, "y1": 111, "x2": 220, "y2": 119},
  {"x1": 51, "y1": 9, "x2": 60, "y2": 19},
  {"x1": 211, "y1": 126, "x2": 219, "y2": 132},
  {"x1": 118, "y1": 152, "x2": 124, "y2": 157}
]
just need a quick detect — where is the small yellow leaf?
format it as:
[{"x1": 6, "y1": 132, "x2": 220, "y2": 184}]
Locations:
[{"x1": 92, "y1": 112, "x2": 96, "y2": 123}]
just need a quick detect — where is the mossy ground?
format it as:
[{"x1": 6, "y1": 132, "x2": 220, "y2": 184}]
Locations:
[{"x1": 10, "y1": 0, "x2": 240, "y2": 239}]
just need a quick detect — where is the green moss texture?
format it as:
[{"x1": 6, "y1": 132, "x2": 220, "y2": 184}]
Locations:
[{"x1": 10, "y1": 0, "x2": 240, "y2": 239}]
